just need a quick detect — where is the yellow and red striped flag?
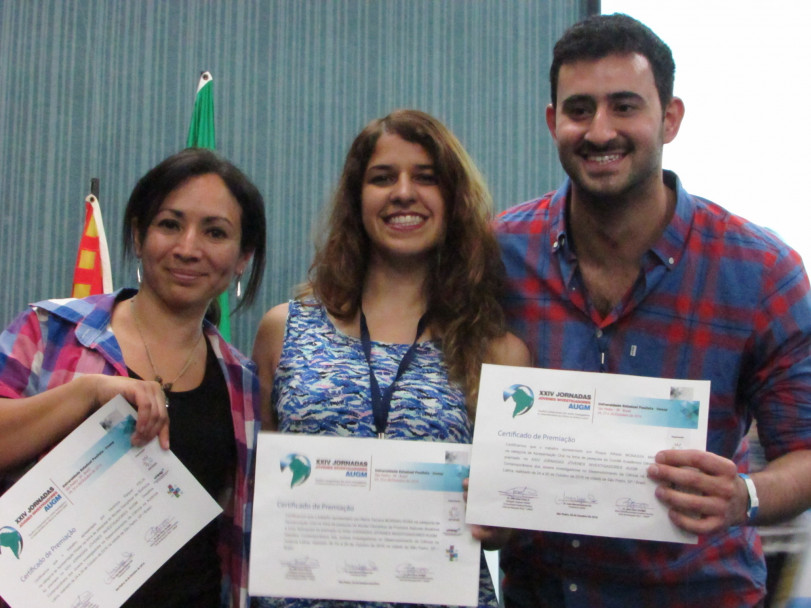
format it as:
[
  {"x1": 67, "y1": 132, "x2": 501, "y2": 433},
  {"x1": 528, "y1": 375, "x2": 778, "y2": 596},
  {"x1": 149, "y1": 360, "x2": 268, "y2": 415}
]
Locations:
[{"x1": 71, "y1": 194, "x2": 112, "y2": 298}]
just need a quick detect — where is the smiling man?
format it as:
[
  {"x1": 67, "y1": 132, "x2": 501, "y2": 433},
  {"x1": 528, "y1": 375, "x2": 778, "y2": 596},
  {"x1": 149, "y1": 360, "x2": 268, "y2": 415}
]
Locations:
[{"x1": 495, "y1": 13, "x2": 811, "y2": 607}]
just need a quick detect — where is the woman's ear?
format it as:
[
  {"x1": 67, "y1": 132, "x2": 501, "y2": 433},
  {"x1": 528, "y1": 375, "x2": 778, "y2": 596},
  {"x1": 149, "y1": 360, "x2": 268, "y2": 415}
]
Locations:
[
  {"x1": 132, "y1": 218, "x2": 143, "y2": 257},
  {"x1": 236, "y1": 250, "x2": 254, "y2": 278}
]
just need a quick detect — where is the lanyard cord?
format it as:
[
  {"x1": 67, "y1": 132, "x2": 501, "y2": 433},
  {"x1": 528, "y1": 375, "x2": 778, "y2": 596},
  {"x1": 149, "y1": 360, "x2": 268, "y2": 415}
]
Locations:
[{"x1": 359, "y1": 309, "x2": 428, "y2": 438}]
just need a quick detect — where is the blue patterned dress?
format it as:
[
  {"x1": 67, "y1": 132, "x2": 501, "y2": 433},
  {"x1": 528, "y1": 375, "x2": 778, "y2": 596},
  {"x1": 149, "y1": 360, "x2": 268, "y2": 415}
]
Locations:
[{"x1": 251, "y1": 299, "x2": 498, "y2": 608}]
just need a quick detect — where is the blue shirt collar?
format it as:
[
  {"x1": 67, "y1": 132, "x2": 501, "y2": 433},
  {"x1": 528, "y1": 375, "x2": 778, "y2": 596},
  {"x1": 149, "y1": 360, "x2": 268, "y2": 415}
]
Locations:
[{"x1": 551, "y1": 170, "x2": 694, "y2": 270}]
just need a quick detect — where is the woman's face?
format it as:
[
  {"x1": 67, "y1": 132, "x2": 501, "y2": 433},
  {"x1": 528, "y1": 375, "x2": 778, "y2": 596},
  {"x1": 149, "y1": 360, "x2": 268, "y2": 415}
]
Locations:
[
  {"x1": 360, "y1": 133, "x2": 446, "y2": 264},
  {"x1": 135, "y1": 173, "x2": 251, "y2": 311}
]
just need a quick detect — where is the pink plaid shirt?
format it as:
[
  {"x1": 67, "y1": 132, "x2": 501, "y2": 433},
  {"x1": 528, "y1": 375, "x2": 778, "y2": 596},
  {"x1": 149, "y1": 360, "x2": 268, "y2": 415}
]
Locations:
[{"x1": 0, "y1": 289, "x2": 259, "y2": 608}]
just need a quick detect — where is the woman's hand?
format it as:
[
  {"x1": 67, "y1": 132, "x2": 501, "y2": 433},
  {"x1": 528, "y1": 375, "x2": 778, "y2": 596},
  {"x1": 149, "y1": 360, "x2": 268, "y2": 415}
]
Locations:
[
  {"x1": 0, "y1": 374, "x2": 171, "y2": 472},
  {"x1": 87, "y1": 375, "x2": 171, "y2": 449}
]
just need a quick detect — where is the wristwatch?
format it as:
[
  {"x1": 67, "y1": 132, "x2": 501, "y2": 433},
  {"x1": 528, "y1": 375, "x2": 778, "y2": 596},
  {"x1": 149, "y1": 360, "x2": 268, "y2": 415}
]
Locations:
[{"x1": 738, "y1": 473, "x2": 759, "y2": 524}]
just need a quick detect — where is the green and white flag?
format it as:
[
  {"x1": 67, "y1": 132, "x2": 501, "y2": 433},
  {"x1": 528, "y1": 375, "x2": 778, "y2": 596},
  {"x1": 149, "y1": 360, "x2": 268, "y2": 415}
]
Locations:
[
  {"x1": 186, "y1": 71, "x2": 231, "y2": 341},
  {"x1": 187, "y1": 71, "x2": 216, "y2": 149}
]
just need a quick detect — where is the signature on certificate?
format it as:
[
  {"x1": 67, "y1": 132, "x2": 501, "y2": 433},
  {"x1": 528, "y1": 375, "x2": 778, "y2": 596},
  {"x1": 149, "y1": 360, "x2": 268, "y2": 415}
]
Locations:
[
  {"x1": 555, "y1": 492, "x2": 598, "y2": 507},
  {"x1": 104, "y1": 552, "x2": 134, "y2": 584},
  {"x1": 614, "y1": 498, "x2": 653, "y2": 517},
  {"x1": 281, "y1": 556, "x2": 320, "y2": 580},
  {"x1": 70, "y1": 591, "x2": 99, "y2": 608},
  {"x1": 395, "y1": 563, "x2": 434, "y2": 582},
  {"x1": 144, "y1": 517, "x2": 177, "y2": 546},
  {"x1": 281, "y1": 556, "x2": 320, "y2": 570},
  {"x1": 339, "y1": 561, "x2": 378, "y2": 576},
  {"x1": 139, "y1": 453, "x2": 157, "y2": 472},
  {"x1": 498, "y1": 486, "x2": 538, "y2": 499}
]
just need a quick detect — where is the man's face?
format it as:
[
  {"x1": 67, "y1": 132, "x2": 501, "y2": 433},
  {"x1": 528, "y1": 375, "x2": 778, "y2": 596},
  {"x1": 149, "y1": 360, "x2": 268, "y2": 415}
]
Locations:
[{"x1": 547, "y1": 52, "x2": 682, "y2": 206}]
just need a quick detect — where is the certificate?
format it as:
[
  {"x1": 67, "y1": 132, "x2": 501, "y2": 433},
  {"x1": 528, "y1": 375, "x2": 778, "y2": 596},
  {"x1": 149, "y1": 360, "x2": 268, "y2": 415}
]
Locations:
[
  {"x1": 249, "y1": 433, "x2": 480, "y2": 606},
  {"x1": 465, "y1": 364, "x2": 710, "y2": 544},
  {"x1": 0, "y1": 395, "x2": 222, "y2": 608}
]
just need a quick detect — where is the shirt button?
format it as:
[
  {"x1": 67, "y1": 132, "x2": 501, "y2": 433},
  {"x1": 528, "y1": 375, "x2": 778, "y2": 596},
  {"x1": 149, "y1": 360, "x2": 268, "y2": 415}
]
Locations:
[
  {"x1": 668, "y1": 257, "x2": 675, "y2": 265},
  {"x1": 553, "y1": 241, "x2": 559, "y2": 250},
  {"x1": 571, "y1": 539, "x2": 580, "y2": 548},
  {"x1": 569, "y1": 583, "x2": 578, "y2": 592},
  {"x1": 595, "y1": 329, "x2": 603, "y2": 338}
]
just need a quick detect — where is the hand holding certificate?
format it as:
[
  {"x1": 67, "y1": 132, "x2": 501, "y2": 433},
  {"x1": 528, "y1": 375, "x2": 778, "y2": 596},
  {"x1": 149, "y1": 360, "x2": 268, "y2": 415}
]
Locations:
[
  {"x1": 250, "y1": 433, "x2": 481, "y2": 606},
  {"x1": 0, "y1": 395, "x2": 221, "y2": 608},
  {"x1": 466, "y1": 365, "x2": 710, "y2": 544}
]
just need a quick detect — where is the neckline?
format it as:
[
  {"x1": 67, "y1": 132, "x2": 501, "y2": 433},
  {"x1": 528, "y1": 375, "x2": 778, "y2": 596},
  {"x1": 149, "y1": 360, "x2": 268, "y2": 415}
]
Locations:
[
  {"x1": 126, "y1": 338, "x2": 213, "y2": 395},
  {"x1": 314, "y1": 301, "x2": 434, "y2": 347}
]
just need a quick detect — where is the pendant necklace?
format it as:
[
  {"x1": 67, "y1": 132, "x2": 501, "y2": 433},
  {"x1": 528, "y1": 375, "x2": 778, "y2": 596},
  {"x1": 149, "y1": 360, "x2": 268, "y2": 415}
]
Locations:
[
  {"x1": 359, "y1": 309, "x2": 428, "y2": 438},
  {"x1": 130, "y1": 297, "x2": 204, "y2": 407}
]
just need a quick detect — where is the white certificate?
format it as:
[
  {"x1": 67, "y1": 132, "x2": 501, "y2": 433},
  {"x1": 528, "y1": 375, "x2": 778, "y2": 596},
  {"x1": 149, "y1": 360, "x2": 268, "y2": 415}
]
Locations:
[
  {"x1": 0, "y1": 395, "x2": 222, "y2": 608},
  {"x1": 466, "y1": 364, "x2": 710, "y2": 544},
  {"x1": 249, "y1": 433, "x2": 480, "y2": 606}
]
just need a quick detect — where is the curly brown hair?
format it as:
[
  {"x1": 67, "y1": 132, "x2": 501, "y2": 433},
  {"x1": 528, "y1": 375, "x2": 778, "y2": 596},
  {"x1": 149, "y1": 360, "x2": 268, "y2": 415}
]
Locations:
[{"x1": 306, "y1": 109, "x2": 507, "y2": 416}]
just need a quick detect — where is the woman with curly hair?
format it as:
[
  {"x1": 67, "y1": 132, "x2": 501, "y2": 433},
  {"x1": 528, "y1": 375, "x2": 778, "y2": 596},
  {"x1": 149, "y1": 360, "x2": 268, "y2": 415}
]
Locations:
[{"x1": 251, "y1": 109, "x2": 528, "y2": 608}]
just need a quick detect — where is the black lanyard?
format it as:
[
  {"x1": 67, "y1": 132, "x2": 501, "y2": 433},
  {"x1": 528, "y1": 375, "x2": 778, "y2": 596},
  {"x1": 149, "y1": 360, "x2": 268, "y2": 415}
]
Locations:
[{"x1": 359, "y1": 310, "x2": 428, "y2": 438}]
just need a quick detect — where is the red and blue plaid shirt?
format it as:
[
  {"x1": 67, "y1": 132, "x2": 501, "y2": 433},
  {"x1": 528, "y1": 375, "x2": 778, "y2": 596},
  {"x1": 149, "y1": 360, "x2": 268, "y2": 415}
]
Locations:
[
  {"x1": 494, "y1": 172, "x2": 811, "y2": 607},
  {"x1": 0, "y1": 289, "x2": 260, "y2": 608}
]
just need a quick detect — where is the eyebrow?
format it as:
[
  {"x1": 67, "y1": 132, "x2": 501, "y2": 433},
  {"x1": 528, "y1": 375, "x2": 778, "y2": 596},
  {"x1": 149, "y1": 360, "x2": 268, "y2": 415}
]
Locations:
[
  {"x1": 157, "y1": 208, "x2": 236, "y2": 226},
  {"x1": 365, "y1": 163, "x2": 436, "y2": 172},
  {"x1": 562, "y1": 91, "x2": 645, "y2": 106},
  {"x1": 608, "y1": 91, "x2": 645, "y2": 103}
]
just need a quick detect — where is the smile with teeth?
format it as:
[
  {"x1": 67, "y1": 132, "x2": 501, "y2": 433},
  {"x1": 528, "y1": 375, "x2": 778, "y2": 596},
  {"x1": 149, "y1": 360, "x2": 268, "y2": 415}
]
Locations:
[
  {"x1": 385, "y1": 213, "x2": 426, "y2": 227},
  {"x1": 585, "y1": 152, "x2": 625, "y2": 164}
]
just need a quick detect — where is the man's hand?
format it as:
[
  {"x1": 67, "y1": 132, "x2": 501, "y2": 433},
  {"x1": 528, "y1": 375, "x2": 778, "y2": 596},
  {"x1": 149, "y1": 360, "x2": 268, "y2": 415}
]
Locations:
[{"x1": 647, "y1": 449, "x2": 748, "y2": 535}]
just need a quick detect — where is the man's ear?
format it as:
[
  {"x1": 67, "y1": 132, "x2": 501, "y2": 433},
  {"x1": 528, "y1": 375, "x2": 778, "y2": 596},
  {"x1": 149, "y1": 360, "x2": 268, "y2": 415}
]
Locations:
[
  {"x1": 545, "y1": 104, "x2": 558, "y2": 142},
  {"x1": 663, "y1": 97, "x2": 685, "y2": 144}
]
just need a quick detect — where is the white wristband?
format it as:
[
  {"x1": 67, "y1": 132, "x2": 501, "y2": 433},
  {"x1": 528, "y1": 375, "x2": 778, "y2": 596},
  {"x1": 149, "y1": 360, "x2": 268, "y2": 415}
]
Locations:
[{"x1": 739, "y1": 473, "x2": 759, "y2": 524}]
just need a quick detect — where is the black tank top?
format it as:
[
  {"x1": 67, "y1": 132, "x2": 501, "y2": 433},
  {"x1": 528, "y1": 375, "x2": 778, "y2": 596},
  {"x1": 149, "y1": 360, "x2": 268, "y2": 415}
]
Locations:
[{"x1": 123, "y1": 339, "x2": 236, "y2": 607}]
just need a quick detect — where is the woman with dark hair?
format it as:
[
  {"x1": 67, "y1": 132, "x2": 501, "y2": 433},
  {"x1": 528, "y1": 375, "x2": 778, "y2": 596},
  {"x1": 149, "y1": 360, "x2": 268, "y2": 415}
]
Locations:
[
  {"x1": 252, "y1": 109, "x2": 529, "y2": 608},
  {"x1": 0, "y1": 148, "x2": 266, "y2": 608}
]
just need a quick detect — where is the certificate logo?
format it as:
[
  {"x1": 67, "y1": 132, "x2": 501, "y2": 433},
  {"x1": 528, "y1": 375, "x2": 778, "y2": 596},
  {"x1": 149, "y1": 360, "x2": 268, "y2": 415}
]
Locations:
[
  {"x1": 503, "y1": 384, "x2": 534, "y2": 417},
  {"x1": 0, "y1": 526, "x2": 23, "y2": 559},
  {"x1": 280, "y1": 453, "x2": 312, "y2": 488}
]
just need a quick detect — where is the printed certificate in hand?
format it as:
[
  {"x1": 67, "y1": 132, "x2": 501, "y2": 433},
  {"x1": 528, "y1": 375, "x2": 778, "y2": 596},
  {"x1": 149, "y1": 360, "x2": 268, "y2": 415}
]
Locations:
[
  {"x1": 466, "y1": 364, "x2": 710, "y2": 544},
  {"x1": 249, "y1": 433, "x2": 480, "y2": 606},
  {"x1": 0, "y1": 395, "x2": 221, "y2": 608}
]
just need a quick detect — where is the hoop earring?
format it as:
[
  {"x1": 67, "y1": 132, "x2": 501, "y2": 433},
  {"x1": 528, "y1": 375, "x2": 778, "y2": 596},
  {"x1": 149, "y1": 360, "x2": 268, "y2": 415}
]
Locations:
[
  {"x1": 136, "y1": 261, "x2": 142, "y2": 285},
  {"x1": 235, "y1": 274, "x2": 242, "y2": 299}
]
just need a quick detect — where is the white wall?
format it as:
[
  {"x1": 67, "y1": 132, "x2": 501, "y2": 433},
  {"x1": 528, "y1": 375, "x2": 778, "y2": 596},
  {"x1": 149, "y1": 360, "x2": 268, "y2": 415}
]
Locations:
[
  {"x1": 601, "y1": 0, "x2": 811, "y2": 264},
  {"x1": 601, "y1": 5, "x2": 811, "y2": 601}
]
